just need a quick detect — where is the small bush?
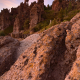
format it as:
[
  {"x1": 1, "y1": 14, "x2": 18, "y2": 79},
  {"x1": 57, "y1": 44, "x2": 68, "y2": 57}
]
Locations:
[
  {"x1": 68, "y1": 2, "x2": 72, "y2": 12},
  {"x1": 46, "y1": 18, "x2": 57, "y2": 29},
  {"x1": 33, "y1": 20, "x2": 49, "y2": 32},
  {"x1": 63, "y1": 20, "x2": 68, "y2": 22},
  {"x1": 64, "y1": 9, "x2": 80, "y2": 21},
  {"x1": 58, "y1": 8, "x2": 64, "y2": 21},
  {"x1": 4, "y1": 26, "x2": 13, "y2": 35},
  {"x1": 0, "y1": 31, "x2": 5, "y2": 36},
  {"x1": 23, "y1": 19, "x2": 30, "y2": 29}
]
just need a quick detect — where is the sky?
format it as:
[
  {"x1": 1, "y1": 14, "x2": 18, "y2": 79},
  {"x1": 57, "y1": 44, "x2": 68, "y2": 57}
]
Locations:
[{"x1": 0, "y1": 0, "x2": 54, "y2": 12}]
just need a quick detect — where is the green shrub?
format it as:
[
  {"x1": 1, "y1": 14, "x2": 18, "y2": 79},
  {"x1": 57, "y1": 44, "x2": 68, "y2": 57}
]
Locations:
[
  {"x1": 63, "y1": 20, "x2": 68, "y2": 22},
  {"x1": 4, "y1": 26, "x2": 13, "y2": 35},
  {"x1": 23, "y1": 19, "x2": 30, "y2": 29},
  {"x1": 23, "y1": 29, "x2": 30, "y2": 34},
  {"x1": 43, "y1": 10, "x2": 54, "y2": 20},
  {"x1": 58, "y1": 8, "x2": 64, "y2": 21},
  {"x1": 68, "y1": 2, "x2": 72, "y2": 12},
  {"x1": 46, "y1": 18, "x2": 57, "y2": 29},
  {"x1": 0, "y1": 31, "x2": 5, "y2": 36},
  {"x1": 64, "y1": 8, "x2": 68, "y2": 16},
  {"x1": 64, "y1": 9, "x2": 80, "y2": 21},
  {"x1": 33, "y1": 20, "x2": 49, "y2": 32}
]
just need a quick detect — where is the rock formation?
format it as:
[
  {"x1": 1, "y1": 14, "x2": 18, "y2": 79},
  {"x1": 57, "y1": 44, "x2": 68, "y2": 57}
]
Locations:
[
  {"x1": 65, "y1": 46, "x2": 80, "y2": 80},
  {"x1": 0, "y1": 0, "x2": 44, "y2": 38},
  {"x1": 0, "y1": 12, "x2": 80, "y2": 80},
  {"x1": 52, "y1": 0, "x2": 76, "y2": 11},
  {"x1": 11, "y1": 0, "x2": 44, "y2": 37},
  {"x1": 0, "y1": 9, "x2": 11, "y2": 30},
  {"x1": 0, "y1": 36, "x2": 19, "y2": 76},
  {"x1": 1, "y1": 1, "x2": 80, "y2": 80}
]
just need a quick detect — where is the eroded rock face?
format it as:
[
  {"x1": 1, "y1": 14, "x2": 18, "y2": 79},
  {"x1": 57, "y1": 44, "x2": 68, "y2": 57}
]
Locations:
[
  {"x1": 0, "y1": 21, "x2": 68, "y2": 80},
  {"x1": 52, "y1": 0, "x2": 68, "y2": 11},
  {"x1": 1, "y1": 12, "x2": 80, "y2": 80},
  {"x1": 0, "y1": 9, "x2": 11, "y2": 30},
  {"x1": 0, "y1": 36, "x2": 19, "y2": 76},
  {"x1": 30, "y1": 0, "x2": 44, "y2": 34},
  {"x1": 66, "y1": 12, "x2": 80, "y2": 54},
  {"x1": 65, "y1": 46, "x2": 80, "y2": 80},
  {"x1": 64, "y1": 12, "x2": 80, "y2": 80},
  {"x1": 12, "y1": 0, "x2": 44, "y2": 37}
]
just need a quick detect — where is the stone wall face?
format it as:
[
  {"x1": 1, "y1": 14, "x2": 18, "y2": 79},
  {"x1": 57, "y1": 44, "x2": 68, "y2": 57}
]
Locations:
[
  {"x1": 0, "y1": 0, "x2": 44, "y2": 37},
  {"x1": 0, "y1": 8, "x2": 18, "y2": 31},
  {"x1": 30, "y1": 4, "x2": 41, "y2": 28},
  {"x1": 0, "y1": 9, "x2": 11, "y2": 30},
  {"x1": 12, "y1": 0, "x2": 44, "y2": 37},
  {"x1": 52, "y1": 0, "x2": 76, "y2": 12},
  {"x1": 11, "y1": 8, "x2": 18, "y2": 15},
  {"x1": 52, "y1": 0, "x2": 69, "y2": 11},
  {"x1": 12, "y1": 2, "x2": 30, "y2": 37},
  {"x1": 29, "y1": 0, "x2": 44, "y2": 34}
]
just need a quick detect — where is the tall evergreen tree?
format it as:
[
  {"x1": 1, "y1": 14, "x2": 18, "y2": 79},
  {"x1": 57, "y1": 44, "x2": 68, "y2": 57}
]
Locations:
[
  {"x1": 68, "y1": 1, "x2": 72, "y2": 12},
  {"x1": 58, "y1": 8, "x2": 64, "y2": 21}
]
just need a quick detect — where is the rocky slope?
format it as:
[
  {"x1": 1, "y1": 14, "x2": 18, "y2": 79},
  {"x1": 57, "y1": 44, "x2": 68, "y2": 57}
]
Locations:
[{"x1": 0, "y1": 12, "x2": 80, "y2": 80}]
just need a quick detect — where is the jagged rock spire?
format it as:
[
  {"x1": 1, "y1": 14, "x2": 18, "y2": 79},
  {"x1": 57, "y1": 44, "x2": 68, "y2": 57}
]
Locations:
[{"x1": 24, "y1": 0, "x2": 29, "y2": 3}]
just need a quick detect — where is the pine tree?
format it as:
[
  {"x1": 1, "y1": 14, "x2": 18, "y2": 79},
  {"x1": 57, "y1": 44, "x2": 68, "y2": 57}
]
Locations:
[
  {"x1": 68, "y1": 1, "x2": 72, "y2": 12},
  {"x1": 23, "y1": 19, "x2": 30, "y2": 29},
  {"x1": 64, "y1": 8, "x2": 68, "y2": 16},
  {"x1": 58, "y1": 8, "x2": 64, "y2": 21}
]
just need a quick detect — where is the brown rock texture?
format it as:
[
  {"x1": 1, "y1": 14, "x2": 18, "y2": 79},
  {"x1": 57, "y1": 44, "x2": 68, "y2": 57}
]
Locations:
[
  {"x1": 0, "y1": 21, "x2": 69, "y2": 80},
  {"x1": 0, "y1": 36, "x2": 19, "y2": 76},
  {"x1": 65, "y1": 46, "x2": 80, "y2": 80},
  {"x1": 1, "y1": 12, "x2": 80, "y2": 80},
  {"x1": 52, "y1": 0, "x2": 76, "y2": 12},
  {"x1": 0, "y1": 9, "x2": 11, "y2": 30},
  {"x1": 12, "y1": 0, "x2": 44, "y2": 37},
  {"x1": 64, "y1": 12, "x2": 80, "y2": 80}
]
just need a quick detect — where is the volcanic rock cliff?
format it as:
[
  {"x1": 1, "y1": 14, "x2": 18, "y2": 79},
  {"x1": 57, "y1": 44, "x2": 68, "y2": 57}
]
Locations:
[
  {"x1": 0, "y1": 0, "x2": 44, "y2": 38},
  {"x1": 0, "y1": 12, "x2": 80, "y2": 80}
]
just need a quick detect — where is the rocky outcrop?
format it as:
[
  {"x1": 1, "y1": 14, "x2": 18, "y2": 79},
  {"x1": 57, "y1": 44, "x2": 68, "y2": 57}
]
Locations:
[
  {"x1": 0, "y1": 0, "x2": 44, "y2": 38},
  {"x1": 0, "y1": 36, "x2": 19, "y2": 76},
  {"x1": 52, "y1": 0, "x2": 76, "y2": 11},
  {"x1": 11, "y1": 1, "x2": 30, "y2": 38},
  {"x1": 52, "y1": 0, "x2": 67, "y2": 11},
  {"x1": 30, "y1": 0, "x2": 44, "y2": 34},
  {"x1": 65, "y1": 46, "x2": 80, "y2": 80},
  {"x1": 30, "y1": 4, "x2": 42, "y2": 28},
  {"x1": 0, "y1": 7, "x2": 18, "y2": 31},
  {"x1": 64, "y1": 12, "x2": 80, "y2": 80},
  {"x1": 1, "y1": 12, "x2": 80, "y2": 80},
  {"x1": 0, "y1": 9, "x2": 11, "y2": 30},
  {"x1": 16, "y1": 33, "x2": 40, "y2": 59},
  {"x1": 11, "y1": 0, "x2": 44, "y2": 37},
  {"x1": 0, "y1": 20, "x2": 71, "y2": 80}
]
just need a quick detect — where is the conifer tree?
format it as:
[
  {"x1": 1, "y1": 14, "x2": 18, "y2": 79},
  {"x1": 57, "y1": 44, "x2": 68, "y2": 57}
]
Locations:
[
  {"x1": 64, "y1": 8, "x2": 68, "y2": 16},
  {"x1": 58, "y1": 8, "x2": 64, "y2": 21},
  {"x1": 68, "y1": 1, "x2": 72, "y2": 12}
]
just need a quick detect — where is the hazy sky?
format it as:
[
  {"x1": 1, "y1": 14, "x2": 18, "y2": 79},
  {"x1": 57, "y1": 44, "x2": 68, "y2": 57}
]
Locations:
[{"x1": 0, "y1": 0, "x2": 54, "y2": 12}]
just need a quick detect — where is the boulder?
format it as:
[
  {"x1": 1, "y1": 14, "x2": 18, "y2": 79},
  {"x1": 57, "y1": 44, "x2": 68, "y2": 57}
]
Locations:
[{"x1": 0, "y1": 36, "x2": 19, "y2": 76}]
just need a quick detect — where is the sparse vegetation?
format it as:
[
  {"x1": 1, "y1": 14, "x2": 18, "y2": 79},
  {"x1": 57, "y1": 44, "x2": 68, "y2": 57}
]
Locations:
[
  {"x1": 0, "y1": 31, "x2": 5, "y2": 36},
  {"x1": 4, "y1": 26, "x2": 13, "y2": 35},
  {"x1": 23, "y1": 7, "x2": 80, "y2": 35},
  {"x1": 23, "y1": 19, "x2": 30, "y2": 29}
]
